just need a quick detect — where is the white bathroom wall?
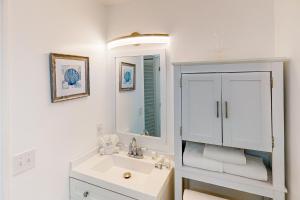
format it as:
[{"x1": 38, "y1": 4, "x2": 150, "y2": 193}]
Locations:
[
  {"x1": 4, "y1": 0, "x2": 108, "y2": 199},
  {"x1": 116, "y1": 56, "x2": 145, "y2": 134},
  {"x1": 274, "y1": 1, "x2": 300, "y2": 199},
  {"x1": 0, "y1": 0, "x2": 4, "y2": 198},
  {"x1": 106, "y1": 0, "x2": 275, "y2": 155},
  {"x1": 107, "y1": 1, "x2": 275, "y2": 199},
  {"x1": 1, "y1": 0, "x2": 10, "y2": 198},
  {"x1": 107, "y1": 0, "x2": 275, "y2": 62}
]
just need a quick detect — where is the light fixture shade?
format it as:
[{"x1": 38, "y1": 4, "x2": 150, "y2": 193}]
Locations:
[{"x1": 107, "y1": 32, "x2": 170, "y2": 49}]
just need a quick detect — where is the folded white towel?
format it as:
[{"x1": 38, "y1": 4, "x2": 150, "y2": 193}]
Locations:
[
  {"x1": 183, "y1": 190, "x2": 228, "y2": 200},
  {"x1": 224, "y1": 155, "x2": 268, "y2": 181},
  {"x1": 183, "y1": 142, "x2": 223, "y2": 173},
  {"x1": 102, "y1": 134, "x2": 111, "y2": 145},
  {"x1": 98, "y1": 134, "x2": 119, "y2": 147},
  {"x1": 110, "y1": 134, "x2": 120, "y2": 146},
  {"x1": 203, "y1": 144, "x2": 246, "y2": 165},
  {"x1": 97, "y1": 136, "x2": 106, "y2": 147}
]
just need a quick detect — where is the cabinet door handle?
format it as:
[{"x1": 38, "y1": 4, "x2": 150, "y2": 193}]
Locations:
[
  {"x1": 225, "y1": 101, "x2": 228, "y2": 118},
  {"x1": 216, "y1": 101, "x2": 219, "y2": 118}
]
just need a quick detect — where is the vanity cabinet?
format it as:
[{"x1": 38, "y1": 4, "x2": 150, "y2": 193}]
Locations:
[
  {"x1": 182, "y1": 72, "x2": 272, "y2": 152},
  {"x1": 70, "y1": 178, "x2": 135, "y2": 200}
]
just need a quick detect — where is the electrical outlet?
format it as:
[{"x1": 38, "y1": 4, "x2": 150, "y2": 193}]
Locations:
[{"x1": 13, "y1": 149, "x2": 36, "y2": 175}]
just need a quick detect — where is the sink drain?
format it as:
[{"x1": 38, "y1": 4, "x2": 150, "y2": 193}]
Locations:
[{"x1": 123, "y1": 172, "x2": 132, "y2": 179}]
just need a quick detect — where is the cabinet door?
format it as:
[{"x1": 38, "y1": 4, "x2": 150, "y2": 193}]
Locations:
[
  {"x1": 222, "y1": 72, "x2": 272, "y2": 152},
  {"x1": 182, "y1": 73, "x2": 222, "y2": 145},
  {"x1": 70, "y1": 178, "x2": 135, "y2": 200}
]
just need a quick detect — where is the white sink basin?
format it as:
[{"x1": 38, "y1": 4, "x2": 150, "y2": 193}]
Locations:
[
  {"x1": 92, "y1": 154, "x2": 153, "y2": 174},
  {"x1": 70, "y1": 151, "x2": 173, "y2": 200}
]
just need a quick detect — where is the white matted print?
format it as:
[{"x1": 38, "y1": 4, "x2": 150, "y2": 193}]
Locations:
[
  {"x1": 50, "y1": 53, "x2": 90, "y2": 102},
  {"x1": 119, "y1": 62, "x2": 136, "y2": 91}
]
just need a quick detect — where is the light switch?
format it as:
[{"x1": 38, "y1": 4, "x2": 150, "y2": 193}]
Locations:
[
  {"x1": 13, "y1": 153, "x2": 25, "y2": 175},
  {"x1": 24, "y1": 150, "x2": 35, "y2": 170},
  {"x1": 13, "y1": 149, "x2": 36, "y2": 175}
]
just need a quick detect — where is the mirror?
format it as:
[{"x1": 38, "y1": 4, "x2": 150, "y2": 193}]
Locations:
[{"x1": 115, "y1": 54, "x2": 164, "y2": 138}]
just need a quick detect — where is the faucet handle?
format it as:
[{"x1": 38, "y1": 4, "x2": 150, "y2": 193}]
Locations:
[
  {"x1": 155, "y1": 162, "x2": 163, "y2": 169},
  {"x1": 131, "y1": 137, "x2": 137, "y2": 145},
  {"x1": 154, "y1": 156, "x2": 171, "y2": 169},
  {"x1": 163, "y1": 158, "x2": 171, "y2": 169}
]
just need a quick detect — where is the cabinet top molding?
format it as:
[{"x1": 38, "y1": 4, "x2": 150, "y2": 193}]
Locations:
[{"x1": 172, "y1": 57, "x2": 288, "y2": 66}]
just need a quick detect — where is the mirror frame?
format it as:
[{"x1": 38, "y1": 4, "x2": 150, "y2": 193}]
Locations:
[{"x1": 111, "y1": 49, "x2": 168, "y2": 149}]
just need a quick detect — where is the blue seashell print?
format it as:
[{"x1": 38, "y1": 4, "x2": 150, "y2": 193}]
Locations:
[
  {"x1": 64, "y1": 68, "x2": 80, "y2": 86},
  {"x1": 124, "y1": 71, "x2": 131, "y2": 83}
]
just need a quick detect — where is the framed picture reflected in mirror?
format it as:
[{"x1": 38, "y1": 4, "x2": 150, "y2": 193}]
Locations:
[{"x1": 119, "y1": 62, "x2": 136, "y2": 91}]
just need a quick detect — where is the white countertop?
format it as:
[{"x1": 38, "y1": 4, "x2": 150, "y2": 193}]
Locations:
[{"x1": 70, "y1": 150, "x2": 173, "y2": 200}]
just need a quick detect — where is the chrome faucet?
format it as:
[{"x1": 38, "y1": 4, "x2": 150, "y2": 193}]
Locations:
[{"x1": 128, "y1": 137, "x2": 144, "y2": 159}]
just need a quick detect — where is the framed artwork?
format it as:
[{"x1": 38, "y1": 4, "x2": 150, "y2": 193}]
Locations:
[
  {"x1": 49, "y1": 53, "x2": 90, "y2": 103},
  {"x1": 119, "y1": 62, "x2": 136, "y2": 91}
]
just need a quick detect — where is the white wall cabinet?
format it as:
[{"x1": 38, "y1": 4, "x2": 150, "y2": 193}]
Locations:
[
  {"x1": 173, "y1": 59, "x2": 286, "y2": 200},
  {"x1": 181, "y1": 72, "x2": 272, "y2": 152}
]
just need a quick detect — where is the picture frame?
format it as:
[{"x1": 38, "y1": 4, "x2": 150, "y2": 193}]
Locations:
[
  {"x1": 49, "y1": 53, "x2": 90, "y2": 103},
  {"x1": 119, "y1": 62, "x2": 136, "y2": 91}
]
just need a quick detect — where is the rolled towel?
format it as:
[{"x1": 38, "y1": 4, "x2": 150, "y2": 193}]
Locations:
[
  {"x1": 203, "y1": 144, "x2": 246, "y2": 165},
  {"x1": 97, "y1": 136, "x2": 106, "y2": 147},
  {"x1": 110, "y1": 134, "x2": 120, "y2": 146},
  {"x1": 183, "y1": 190, "x2": 228, "y2": 200},
  {"x1": 183, "y1": 142, "x2": 223, "y2": 173},
  {"x1": 102, "y1": 134, "x2": 111, "y2": 146},
  {"x1": 223, "y1": 155, "x2": 268, "y2": 181}
]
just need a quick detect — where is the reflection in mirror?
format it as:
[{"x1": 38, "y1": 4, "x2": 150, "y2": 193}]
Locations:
[{"x1": 116, "y1": 55, "x2": 161, "y2": 137}]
